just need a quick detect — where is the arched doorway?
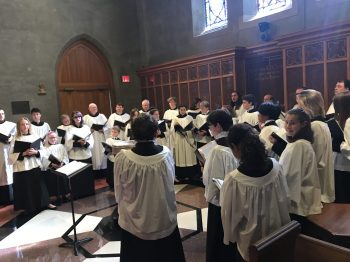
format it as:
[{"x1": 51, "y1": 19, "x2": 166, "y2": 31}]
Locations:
[{"x1": 57, "y1": 40, "x2": 113, "y2": 116}]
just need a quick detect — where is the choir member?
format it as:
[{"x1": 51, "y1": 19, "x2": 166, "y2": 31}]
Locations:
[
  {"x1": 9, "y1": 117, "x2": 55, "y2": 214},
  {"x1": 187, "y1": 97, "x2": 202, "y2": 118},
  {"x1": 333, "y1": 91, "x2": 350, "y2": 203},
  {"x1": 139, "y1": 99, "x2": 150, "y2": 114},
  {"x1": 202, "y1": 110, "x2": 238, "y2": 262},
  {"x1": 171, "y1": 105, "x2": 197, "y2": 181},
  {"x1": 194, "y1": 100, "x2": 212, "y2": 148},
  {"x1": 150, "y1": 108, "x2": 170, "y2": 148},
  {"x1": 297, "y1": 89, "x2": 335, "y2": 203},
  {"x1": 104, "y1": 125, "x2": 121, "y2": 189},
  {"x1": 106, "y1": 103, "x2": 130, "y2": 140},
  {"x1": 40, "y1": 131, "x2": 69, "y2": 204},
  {"x1": 125, "y1": 108, "x2": 139, "y2": 140},
  {"x1": 275, "y1": 109, "x2": 322, "y2": 223},
  {"x1": 238, "y1": 94, "x2": 259, "y2": 126},
  {"x1": 30, "y1": 107, "x2": 51, "y2": 141},
  {"x1": 163, "y1": 96, "x2": 179, "y2": 121},
  {"x1": 56, "y1": 114, "x2": 71, "y2": 145},
  {"x1": 327, "y1": 79, "x2": 350, "y2": 116},
  {"x1": 263, "y1": 94, "x2": 275, "y2": 103},
  {"x1": 65, "y1": 111, "x2": 95, "y2": 198},
  {"x1": 0, "y1": 109, "x2": 16, "y2": 206},
  {"x1": 292, "y1": 87, "x2": 306, "y2": 109},
  {"x1": 230, "y1": 91, "x2": 244, "y2": 118},
  {"x1": 83, "y1": 103, "x2": 107, "y2": 176},
  {"x1": 258, "y1": 102, "x2": 284, "y2": 158},
  {"x1": 221, "y1": 123, "x2": 290, "y2": 261},
  {"x1": 114, "y1": 114, "x2": 185, "y2": 262}
]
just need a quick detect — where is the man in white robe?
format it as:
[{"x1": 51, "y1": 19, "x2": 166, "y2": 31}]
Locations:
[
  {"x1": 30, "y1": 107, "x2": 51, "y2": 141},
  {"x1": 107, "y1": 103, "x2": 130, "y2": 140}
]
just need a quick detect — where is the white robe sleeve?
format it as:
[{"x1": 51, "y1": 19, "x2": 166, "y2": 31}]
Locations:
[{"x1": 340, "y1": 118, "x2": 350, "y2": 159}]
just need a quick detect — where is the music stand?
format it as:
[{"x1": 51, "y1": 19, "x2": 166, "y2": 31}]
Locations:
[{"x1": 52, "y1": 161, "x2": 93, "y2": 256}]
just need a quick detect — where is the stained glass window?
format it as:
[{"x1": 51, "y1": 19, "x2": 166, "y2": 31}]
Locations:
[
  {"x1": 204, "y1": 0, "x2": 228, "y2": 32},
  {"x1": 258, "y1": 0, "x2": 287, "y2": 13}
]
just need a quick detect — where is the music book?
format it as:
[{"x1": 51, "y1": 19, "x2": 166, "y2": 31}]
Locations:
[
  {"x1": 0, "y1": 133, "x2": 10, "y2": 144},
  {"x1": 212, "y1": 178, "x2": 224, "y2": 190},
  {"x1": 53, "y1": 160, "x2": 89, "y2": 178},
  {"x1": 91, "y1": 123, "x2": 105, "y2": 131},
  {"x1": 48, "y1": 154, "x2": 62, "y2": 165},
  {"x1": 126, "y1": 128, "x2": 133, "y2": 139},
  {"x1": 187, "y1": 111, "x2": 200, "y2": 119},
  {"x1": 13, "y1": 138, "x2": 41, "y2": 153},
  {"x1": 198, "y1": 140, "x2": 217, "y2": 161},
  {"x1": 325, "y1": 113, "x2": 335, "y2": 121},
  {"x1": 326, "y1": 118, "x2": 344, "y2": 142},
  {"x1": 114, "y1": 120, "x2": 128, "y2": 128},
  {"x1": 57, "y1": 128, "x2": 66, "y2": 137},
  {"x1": 158, "y1": 120, "x2": 167, "y2": 133},
  {"x1": 102, "y1": 142, "x2": 113, "y2": 154}
]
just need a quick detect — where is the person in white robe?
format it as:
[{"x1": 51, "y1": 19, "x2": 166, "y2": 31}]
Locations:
[
  {"x1": 163, "y1": 96, "x2": 179, "y2": 122},
  {"x1": 114, "y1": 114, "x2": 185, "y2": 262},
  {"x1": 170, "y1": 105, "x2": 197, "y2": 181},
  {"x1": 104, "y1": 125, "x2": 121, "y2": 189},
  {"x1": 150, "y1": 108, "x2": 171, "y2": 149},
  {"x1": 139, "y1": 99, "x2": 150, "y2": 114},
  {"x1": 124, "y1": 108, "x2": 140, "y2": 141},
  {"x1": 333, "y1": 91, "x2": 350, "y2": 203},
  {"x1": 221, "y1": 123, "x2": 290, "y2": 261},
  {"x1": 106, "y1": 103, "x2": 130, "y2": 140},
  {"x1": 83, "y1": 103, "x2": 107, "y2": 173},
  {"x1": 0, "y1": 109, "x2": 16, "y2": 206},
  {"x1": 56, "y1": 114, "x2": 71, "y2": 145},
  {"x1": 238, "y1": 94, "x2": 259, "y2": 126},
  {"x1": 326, "y1": 79, "x2": 350, "y2": 116},
  {"x1": 194, "y1": 100, "x2": 212, "y2": 148},
  {"x1": 65, "y1": 111, "x2": 95, "y2": 199},
  {"x1": 40, "y1": 131, "x2": 69, "y2": 203},
  {"x1": 30, "y1": 107, "x2": 51, "y2": 141},
  {"x1": 297, "y1": 89, "x2": 335, "y2": 203},
  {"x1": 9, "y1": 117, "x2": 55, "y2": 214},
  {"x1": 276, "y1": 109, "x2": 322, "y2": 219},
  {"x1": 202, "y1": 110, "x2": 238, "y2": 262}
]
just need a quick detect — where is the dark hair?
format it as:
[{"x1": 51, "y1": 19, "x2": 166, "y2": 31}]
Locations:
[
  {"x1": 242, "y1": 94, "x2": 256, "y2": 106},
  {"x1": 71, "y1": 111, "x2": 84, "y2": 127},
  {"x1": 207, "y1": 109, "x2": 233, "y2": 131},
  {"x1": 230, "y1": 91, "x2": 242, "y2": 109},
  {"x1": 31, "y1": 107, "x2": 41, "y2": 114},
  {"x1": 130, "y1": 108, "x2": 139, "y2": 117},
  {"x1": 131, "y1": 114, "x2": 158, "y2": 141},
  {"x1": 334, "y1": 91, "x2": 350, "y2": 129},
  {"x1": 258, "y1": 102, "x2": 281, "y2": 120},
  {"x1": 116, "y1": 102, "x2": 124, "y2": 107},
  {"x1": 190, "y1": 98, "x2": 202, "y2": 110},
  {"x1": 338, "y1": 79, "x2": 350, "y2": 90},
  {"x1": 285, "y1": 108, "x2": 313, "y2": 143},
  {"x1": 149, "y1": 108, "x2": 159, "y2": 115},
  {"x1": 228, "y1": 123, "x2": 267, "y2": 167}
]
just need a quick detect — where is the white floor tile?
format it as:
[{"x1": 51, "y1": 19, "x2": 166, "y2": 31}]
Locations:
[{"x1": 93, "y1": 241, "x2": 120, "y2": 255}]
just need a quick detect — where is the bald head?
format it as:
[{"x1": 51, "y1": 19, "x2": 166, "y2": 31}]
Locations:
[
  {"x1": 141, "y1": 99, "x2": 150, "y2": 112},
  {"x1": 88, "y1": 103, "x2": 98, "y2": 115}
]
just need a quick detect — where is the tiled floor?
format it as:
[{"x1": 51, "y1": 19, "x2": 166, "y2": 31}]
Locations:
[{"x1": 0, "y1": 179, "x2": 208, "y2": 261}]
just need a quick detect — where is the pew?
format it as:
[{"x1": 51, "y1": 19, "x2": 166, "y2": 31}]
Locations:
[
  {"x1": 249, "y1": 220, "x2": 350, "y2": 262},
  {"x1": 249, "y1": 220, "x2": 301, "y2": 262}
]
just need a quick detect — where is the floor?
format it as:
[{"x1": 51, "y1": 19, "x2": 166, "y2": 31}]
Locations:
[{"x1": 0, "y1": 179, "x2": 208, "y2": 261}]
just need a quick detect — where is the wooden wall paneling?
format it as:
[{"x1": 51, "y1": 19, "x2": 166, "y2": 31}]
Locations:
[
  {"x1": 162, "y1": 85, "x2": 171, "y2": 112},
  {"x1": 305, "y1": 64, "x2": 324, "y2": 93},
  {"x1": 210, "y1": 78, "x2": 222, "y2": 109},
  {"x1": 286, "y1": 67, "x2": 303, "y2": 109},
  {"x1": 141, "y1": 88, "x2": 148, "y2": 101},
  {"x1": 222, "y1": 76, "x2": 234, "y2": 106},
  {"x1": 179, "y1": 83, "x2": 189, "y2": 107},
  {"x1": 189, "y1": 82, "x2": 199, "y2": 108},
  {"x1": 170, "y1": 84, "x2": 180, "y2": 103},
  {"x1": 199, "y1": 80, "x2": 210, "y2": 103},
  {"x1": 155, "y1": 85, "x2": 164, "y2": 114},
  {"x1": 198, "y1": 64, "x2": 209, "y2": 79},
  {"x1": 147, "y1": 87, "x2": 156, "y2": 109}
]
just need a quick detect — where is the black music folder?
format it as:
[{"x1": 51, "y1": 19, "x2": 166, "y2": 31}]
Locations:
[
  {"x1": 91, "y1": 123, "x2": 105, "y2": 131},
  {"x1": 158, "y1": 120, "x2": 167, "y2": 133},
  {"x1": 326, "y1": 118, "x2": 344, "y2": 142},
  {"x1": 48, "y1": 154, "x2": 62, "y2": 165},
  {"x1": 114, "y1": 120, "x2": 128, "y2": 128},
  {"x1": 13, "y1": 138, "x2": 41, "y2": 153},
  {"x1": 0, "y1": 133, "x2": 10, "y2": 144},
  {"x1": 57, "y1": 128, "x2": 66, "y2": 137},
  {"x1": 102, "y1": 142, "x2": 113, "y2": 154}
]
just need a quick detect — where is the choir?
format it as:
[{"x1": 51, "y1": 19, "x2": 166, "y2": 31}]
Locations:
[{"x1": 0, "y1": 81, "x2": 349, "y2": 261}]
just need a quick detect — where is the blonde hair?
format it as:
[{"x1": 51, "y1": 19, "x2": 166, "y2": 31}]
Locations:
[
  {"x1": 297, "y1": 89, "x2": 325, "y2": 119},
  {"x1": 16, "y1": 117, "x2": 32, "y2": 137}
]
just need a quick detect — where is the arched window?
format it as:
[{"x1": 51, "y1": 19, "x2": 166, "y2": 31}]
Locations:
[
  {"x1": 205, "y1": 0, "x2": 228, "y2": 32},
  {"x1": 243, "y1": 0, "x2": 293, "y2": 22}
]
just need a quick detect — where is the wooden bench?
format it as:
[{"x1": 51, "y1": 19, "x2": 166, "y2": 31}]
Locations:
[{"x1": 249, "y1": 220, "x2": 350, "y2": 262}]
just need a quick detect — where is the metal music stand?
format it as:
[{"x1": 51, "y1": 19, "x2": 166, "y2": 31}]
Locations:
[{"x1": 52, "y1": 161, "x2": 93, "y2": 256}]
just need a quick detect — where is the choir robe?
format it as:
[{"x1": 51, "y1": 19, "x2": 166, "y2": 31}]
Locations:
[
  {"x1": 39, "y1": 143, "x2": 69, "y2": 197},
  {"x1": 334, "y1": 118, "x2": 350, "y2": 202},
  {"x1": 0, "y1": 121, "x2": 16, "y2": 205},
  {"x1": 202, "y1": 132, "x2": 239, "y2": 262},
  {"x1": 163, "y1": 109, "x2": 179, "y2": 150},
  {"x1": 83, "y1": 113, "x2": 107, "y2": 170},
  {"x1": 279, "y1": 139, "x2": 322, "y2": 216},
  {"x1": 238, "y1": 107, "x2": 259, "y2": 126},
  {"x1": 9, "y1": 134, "x2": 50, "y2": 214},
  {"x1": 326, "y1": 102, "x2": 335, "y2": 115},
  {"x1": 56, "y1": 124, "x2": 71, "y2": 145},
  {"x1": 163, "y1": 108, "x2": 179, "y2": 122},
  {"x1": 170, "y1": 115, "x2": 197, "y2": 167},
  {"x1": 124, "y1": 122, "x2": 133, "y2": 141},
  {"x1": 311, "y1": 120, "x2": 335, "y2": 203},
  {"x1": 114, "y1": 146, "x2": 185, "y2": 262},
  {"x1": 194, "y1": 113, "x2": 212, "y2": 145},
  {"x1": 259, "y1": 120, "x2": 285, "y2": 160},
  {"x1": 31, "y1": 121, "x2": 51, "y2": 141},
  {"x1": 221, "y1": 159, "x2": 291, "y2": 261},
  {"x1": 104, "y1": 137, "x2": 120, "y2": 188},
  {"x1": 106, "y1": 113, "x2": 130, "y2": 140}
]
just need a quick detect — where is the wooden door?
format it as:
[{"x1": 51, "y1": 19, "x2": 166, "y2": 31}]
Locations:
[{"x1": 57, "y1": 40, "x2": 113, "y2": 117}]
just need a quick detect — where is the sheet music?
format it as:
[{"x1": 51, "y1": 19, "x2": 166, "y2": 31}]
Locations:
[
  {"x1": 198, "y1": 140, "x2": 217, "y2": 161},
  {"x1": 212, "y1": 178, "x2": 224, "y2": 190},
  {"x1": 0, "y1": 121, "x2": 16, "y2": 136},
  {"x1": 55, "y1": 161, "x2": 88, "y2": 176}
]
